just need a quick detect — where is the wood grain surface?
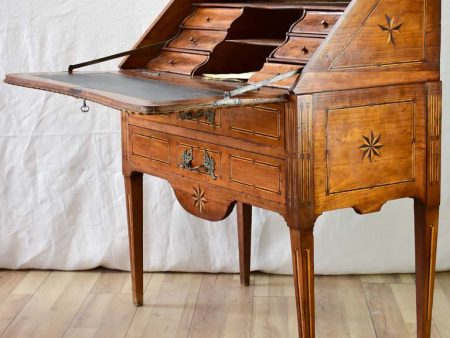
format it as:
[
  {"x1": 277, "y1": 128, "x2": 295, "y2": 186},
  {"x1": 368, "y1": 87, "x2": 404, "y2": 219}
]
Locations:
[{"x1": 0, "y1": 269, "x2": 449, "y2": 338}]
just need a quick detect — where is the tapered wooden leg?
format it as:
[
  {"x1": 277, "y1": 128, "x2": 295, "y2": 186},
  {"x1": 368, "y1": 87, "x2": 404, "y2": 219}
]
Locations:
[
  {"x1": 237, "y1": 202, "x2": 252, "y2": 286},
  {"x1": 290, "y1": 227, "x2": 315, "y2": 338},
  {"x1": 414, "y1": 200, "x2": 439, "y2": 338},
  {"x1": 124, "y1": 172, "x2": 144, "y2": 306}
]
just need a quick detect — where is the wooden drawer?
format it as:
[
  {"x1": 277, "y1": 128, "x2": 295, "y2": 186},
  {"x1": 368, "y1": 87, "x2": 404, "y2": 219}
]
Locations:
[
  {"x1": 168, "y1": 29, "x2": 227, "y2": 52},
  {"x1": 147, "y1": 51, "x2": 208, "y2": 75},
  {"x1": 128, "y1": 125, "x2": 285, "y2": 203},
  {"x1": 182, "y1": 8, "x2": 243, "y2": 30},
  {"x1": 222, "y1": 105, "x2": 283, "y2": 144},
  {"x1": 249, "y1": 63, "x2": 302, "y2": 89},
  {"x1": 272, "y1": 36, "x2": 323, "y2": 62},
  {"x1": 292, "y1": 11, "x2": 341, "y2": 35},
  {"x1": 129, "y1": 103, "x2": 285, "y2": 156}
]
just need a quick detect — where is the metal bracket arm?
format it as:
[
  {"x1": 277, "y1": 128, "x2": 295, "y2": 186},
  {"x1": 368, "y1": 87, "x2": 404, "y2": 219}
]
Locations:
[
  {"x1": 68, "y1": 39, "x2": 172, "y2": 73},
  {"x1": 214, "y1": 68, "x2": 302, "y2": 106}
]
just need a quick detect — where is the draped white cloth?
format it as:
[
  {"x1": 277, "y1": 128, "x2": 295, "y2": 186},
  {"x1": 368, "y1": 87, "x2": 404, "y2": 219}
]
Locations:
[{"x1": 1, "y1": 0, "x2": 449, "y2": 274}]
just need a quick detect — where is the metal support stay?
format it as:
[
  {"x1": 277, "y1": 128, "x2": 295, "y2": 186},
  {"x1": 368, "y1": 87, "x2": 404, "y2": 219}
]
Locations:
[
  {"x1": 213, "y1": 68, "x2": 302, "y2": 106},
  {"x1": 68, "y1": 39, "x2": 173, "y2": 73}
]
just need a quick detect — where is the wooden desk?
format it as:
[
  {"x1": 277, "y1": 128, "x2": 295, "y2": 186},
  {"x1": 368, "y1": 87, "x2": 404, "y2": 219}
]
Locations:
[{"x1": 5, "y1": 1, "x2": 442, "y2": 337}]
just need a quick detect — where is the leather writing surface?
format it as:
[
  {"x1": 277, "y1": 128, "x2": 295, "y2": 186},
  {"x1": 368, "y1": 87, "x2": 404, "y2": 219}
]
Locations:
[{"x1": 39, "y1": 72, "x2": 223, "y2": 102}]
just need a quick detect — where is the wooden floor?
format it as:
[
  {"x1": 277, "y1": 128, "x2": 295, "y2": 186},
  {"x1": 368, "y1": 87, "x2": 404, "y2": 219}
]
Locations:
[{"x1": 0, "y1": 270, "x2": 450, "y2": 338}]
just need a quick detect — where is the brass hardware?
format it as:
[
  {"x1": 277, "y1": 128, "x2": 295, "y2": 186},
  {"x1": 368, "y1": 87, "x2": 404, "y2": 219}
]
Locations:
[
  {"x1": 359, "y1": 130, "x2": 384, "y2": 162},
  {"x1": 302, "y1": 46, "x2": 309, "y2": 54},
  {"x1": 202, "y1": 150, "x2": 217, "y2": 180},
  {"x1": 206, "y1": 16, "x2": 211, "y2": 22},
  {"x1": 190, "y1": 36, "x2": 197, "y2": 43},
  {"x1": 321, "y1": 20, "x2": 329, "y2": 27},
  {"x1": 178, "y1": 110, "x2": 216, "y2": 126},
  {"x1": 169, "y1": 59, "x2": 175, "y2": 65},
  {"x1": 178, "y1": 148, "x2": 217, "y2": 180}
]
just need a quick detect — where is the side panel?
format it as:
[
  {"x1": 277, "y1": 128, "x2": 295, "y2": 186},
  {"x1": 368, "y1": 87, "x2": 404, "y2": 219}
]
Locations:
[
  {"x1": 312, "y1": 84, "x2": 427, "y2": 214},
  {"x1": 295, "y1": 0, "x2": 441, "y2": 93}
]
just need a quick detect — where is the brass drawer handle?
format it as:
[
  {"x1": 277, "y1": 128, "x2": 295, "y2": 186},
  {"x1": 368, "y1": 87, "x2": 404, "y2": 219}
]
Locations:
[
  {"x1": 190, "y1": 36, "x2": 197, "y2": 44},
  {"x1": 206, "y1": 16, "x2": 211, "y2": 22},
  {"x1": 302, "y1": 46, "x2": 309, "y2": 54},
  {"x1": 179, "y1": 148, "x2": 217, "y2": 180},
  {"x1": 321, "y1": 20, "x2": 329, "y2": 28},
  {"x1": 178, "y1": 110, "x2": 216, "y2": 126},
  {"x1": 169, "y1": 59, "x2": 175, "y2": 65}
]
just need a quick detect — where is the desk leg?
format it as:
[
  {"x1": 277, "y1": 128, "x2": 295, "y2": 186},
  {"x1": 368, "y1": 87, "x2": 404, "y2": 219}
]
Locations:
[
  {"x1": 237, "y1": 202, "x2": 252, "y2": 286},
  {"x1": 290, "y1": 227, "x2": 315, "y2": 338},
  {"x1": 414, "y1": 200, "x2": 439, "y2": 338},
  {"x1": 124, "y1": 172, "x2": 144, "y2": 306}
]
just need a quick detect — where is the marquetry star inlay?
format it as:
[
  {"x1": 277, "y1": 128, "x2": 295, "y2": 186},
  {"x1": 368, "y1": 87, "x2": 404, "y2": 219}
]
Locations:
[
  {"x1": 378, "y1": 15, "x2": 403, "y2": 45},
  {"x1": 359, "y1": 131, "x2": 384, "y2": 162},
  {"x1": 192, "y1": 186, "x2": 207, "y2": 213}
]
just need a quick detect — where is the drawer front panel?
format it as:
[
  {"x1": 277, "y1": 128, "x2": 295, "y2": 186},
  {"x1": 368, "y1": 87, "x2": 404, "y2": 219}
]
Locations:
[
  {"x1": 131, "y1": 103, "x2": 285, "y2": 153},
  {"x1": 273, "y1": 36, "x2": 323, "y2": 62},
  {"x1": 183, "y1": 8, "x2": 243, "y2": 30},
  {"x1": 147, "y1": 51, "x2": 208, "y2": 75},
  {"x1": 230, "y1": 155, "x2": 282, "y2": 194},
  {"x1": 129, "y1": 127, "x2": 170, "y2": 167},
  {"x1": 249, "y1": 63, "x2": 301, "y2": 89},
  {"x1": 168, "y1": 29, "x2": 227, "y2": 52},
  {"x1": 128, "y1": 125, "x2": 285, "y2": 203},
  {"x1": 292, "y1": 11, "x2": 341, "y2": 35},
  {"x1": 226, "y1": 105, "x2": 281, "y2": 141}
]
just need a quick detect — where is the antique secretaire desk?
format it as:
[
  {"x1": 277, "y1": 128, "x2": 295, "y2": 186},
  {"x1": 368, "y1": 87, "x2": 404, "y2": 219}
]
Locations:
[{"x1": 4, "y1": 0, "x2": 442, "y2": 336}]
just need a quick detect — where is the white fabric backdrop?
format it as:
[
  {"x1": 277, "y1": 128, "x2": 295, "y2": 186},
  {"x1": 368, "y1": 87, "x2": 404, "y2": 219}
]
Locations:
[{"x1": 0, "y1": 0, "x2": 449, "y2": 274}]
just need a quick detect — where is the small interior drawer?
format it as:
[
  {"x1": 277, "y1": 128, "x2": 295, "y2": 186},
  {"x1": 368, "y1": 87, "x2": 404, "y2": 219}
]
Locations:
[
  {"x1": 182, "y1": 8, "x2": 243, "y2": 30},
  {"x1": 147, "y1": 51, "x2": 208, "y2": 75},
  {"x1": 249, "y1": 63, "x2": 302, "y2": 89},
  {"x1": 272, "y1": 36, "x2": 323, "y2": 62},
  {"x1": 292, "y1": 11, "x2": 341, "y2": 35},
  {"x1": 168, "y1": 29, "x2": 227, "y2": 52}
]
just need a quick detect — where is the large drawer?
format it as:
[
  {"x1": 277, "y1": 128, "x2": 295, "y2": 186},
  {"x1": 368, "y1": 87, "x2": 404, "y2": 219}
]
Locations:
[
  {"x1": 128, "y1": 103, "x2": 285, "y2": 157},
  {"x1": 182, "y1": 8, "x2": 243, "y2": 30},
  {"x1": 128, "y1": 125, "x2": 286, "y2": 203},
  {"x1": 147, "y1": 51, "x2": 208, "y2": 75},
  {"x1": 292, "y1": 11, "x2": 341, "y2": 35}
]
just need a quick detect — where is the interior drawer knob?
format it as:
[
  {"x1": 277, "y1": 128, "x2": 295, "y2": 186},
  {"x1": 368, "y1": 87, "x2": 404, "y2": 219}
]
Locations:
[
  {"x1": 190, "y1": 36, "x2": 197, "y2": 43},
  {"x1": 206, "y1": 16, "x2": 211, "y2": 22},
  {"x1": 321, "y1": 20, "x2": 329, "y2": 28},
  {"x1": 302, "y1": 46, "x2": 309, "y2": 55},
  {"x1": 168, "y1": 59, "x2": 175, "y2": 65}
]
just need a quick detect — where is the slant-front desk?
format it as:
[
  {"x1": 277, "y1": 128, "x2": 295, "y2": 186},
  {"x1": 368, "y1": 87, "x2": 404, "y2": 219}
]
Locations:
[{"x1": 4, "y1": 0, "x2": 442, "y2": 337}]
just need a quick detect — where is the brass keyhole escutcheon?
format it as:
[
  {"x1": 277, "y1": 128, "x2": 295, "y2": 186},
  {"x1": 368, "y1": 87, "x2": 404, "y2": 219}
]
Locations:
[
  {"x1": 302, "y1": 46, "x2": 309, "y2": 54},
  {"x1": 321, "y1": 20, "x2": 329, "y2": 28}
]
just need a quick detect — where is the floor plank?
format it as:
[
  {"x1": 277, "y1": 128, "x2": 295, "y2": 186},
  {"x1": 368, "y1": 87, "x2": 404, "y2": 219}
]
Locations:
[
  {"x1": 140, "y1": 273, "x2": 202, "y2": 338},
  {"x1": 363, "y1": 282, "x2": 410, "y2": 338},
  {"x1": 31, "y1": 271, "x2": 100, "y2": 338},
  {"x1": 2, "y1": 271, "x2": 74, "y2": 338},
  {"x1": 188, "y1": 274, "x2": 234, "y2": 338},
  {"x1": 0, "y1": 270, "x2": 448, "y2": 338}
]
